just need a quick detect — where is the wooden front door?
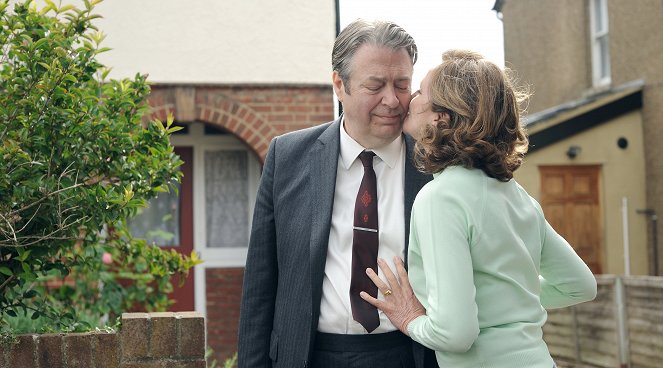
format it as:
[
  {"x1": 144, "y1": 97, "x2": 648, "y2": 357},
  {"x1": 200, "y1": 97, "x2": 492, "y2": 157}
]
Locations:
[
  {"x1": 129, "y1": 146, "x2": 195, "y2": 311},
  {"x1": 163, "y1": 146, "x2": 194, "y2": 311},
  {"x1": 539, "y1": 165, "x2": 602, "y2": 274}
]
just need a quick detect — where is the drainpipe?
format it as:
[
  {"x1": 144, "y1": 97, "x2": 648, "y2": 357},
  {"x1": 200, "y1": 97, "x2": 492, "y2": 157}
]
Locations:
[
  {"x1": 636, "y1": 209, "x2": 659, "y2": 276},
  {"x1": 622, "y1": 198, "x2": 631, "y2": 276}
]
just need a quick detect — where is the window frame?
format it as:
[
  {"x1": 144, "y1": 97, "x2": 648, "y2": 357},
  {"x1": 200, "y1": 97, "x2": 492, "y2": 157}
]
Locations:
[
  {"x1": 170, "y1": 122, "x2": 262, "y2": 316},
  {"x1": 195, "y1": 144, "x2": 260, "y2": 265},
  {"x1": 169, "y1": 122, "x2": 260, "y2": 268},
  {"x1": 589, "y1": 0, "x2": 611, "y2": 87}
]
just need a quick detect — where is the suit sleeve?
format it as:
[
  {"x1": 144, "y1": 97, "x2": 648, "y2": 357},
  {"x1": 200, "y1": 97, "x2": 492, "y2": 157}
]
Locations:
[
  {"x1": 539, "y1": 220, "x2": 597, "y2": 309},
  {"x1": 238, "y1": 138, "x2": 279, "y2": 368}
]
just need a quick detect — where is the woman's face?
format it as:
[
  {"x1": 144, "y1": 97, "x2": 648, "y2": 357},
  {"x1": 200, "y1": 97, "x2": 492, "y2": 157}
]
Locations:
[{"x1": 403, "y1": 70, "x2": 440, "y2": 140}]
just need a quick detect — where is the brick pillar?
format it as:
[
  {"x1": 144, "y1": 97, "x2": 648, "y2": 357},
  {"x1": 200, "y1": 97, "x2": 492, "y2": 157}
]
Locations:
[{"x1": 120, "y1": 312, "x2": 206, "y2": 368}]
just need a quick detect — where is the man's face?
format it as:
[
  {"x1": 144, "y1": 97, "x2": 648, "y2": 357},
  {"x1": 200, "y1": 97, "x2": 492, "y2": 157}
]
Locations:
[{"x1": 333, "y1": 45, "x2": 413, "y2": 149}]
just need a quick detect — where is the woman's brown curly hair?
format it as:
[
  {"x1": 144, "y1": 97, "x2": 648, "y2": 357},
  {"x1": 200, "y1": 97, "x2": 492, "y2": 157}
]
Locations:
[{"x1": 414, "y1": 49, "x2": 530, "y2": 182}]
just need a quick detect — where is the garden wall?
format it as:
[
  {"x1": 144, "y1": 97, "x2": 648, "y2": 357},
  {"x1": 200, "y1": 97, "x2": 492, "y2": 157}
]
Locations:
[{"x1": 0, "y1": 312, "x2": 206, "y2": 368}]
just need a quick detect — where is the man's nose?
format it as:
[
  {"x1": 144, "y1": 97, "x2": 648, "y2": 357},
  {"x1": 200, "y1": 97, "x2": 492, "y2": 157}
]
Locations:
[{"x1": 381, "y1": 87, "x2": 400, "y2": 108}]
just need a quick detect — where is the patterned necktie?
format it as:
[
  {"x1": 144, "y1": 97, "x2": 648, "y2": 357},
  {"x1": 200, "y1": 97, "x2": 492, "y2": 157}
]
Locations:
[{"x1": 349, "y1": 151, "x2": 380, "y2": 333}]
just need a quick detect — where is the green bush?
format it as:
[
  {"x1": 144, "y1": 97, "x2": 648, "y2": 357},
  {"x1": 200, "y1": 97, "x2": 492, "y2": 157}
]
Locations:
[{"x1": 0, "y1": 0, "x2": 199, "y2": 336}]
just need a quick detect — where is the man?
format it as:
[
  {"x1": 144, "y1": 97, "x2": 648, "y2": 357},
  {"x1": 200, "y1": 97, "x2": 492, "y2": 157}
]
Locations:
[{"x1": 238, "y1": 19, "x2": 437, "y2": 368}]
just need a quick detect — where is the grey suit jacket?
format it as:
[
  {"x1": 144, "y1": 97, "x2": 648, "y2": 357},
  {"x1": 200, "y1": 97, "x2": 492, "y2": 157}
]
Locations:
[{"x1": 238, "y1": 117, "x2": 433, "y2": 368}]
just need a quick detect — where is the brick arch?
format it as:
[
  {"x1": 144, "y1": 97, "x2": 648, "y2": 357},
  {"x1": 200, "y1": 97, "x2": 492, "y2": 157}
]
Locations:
[
  {"x1": 197, "y1": 98, "x2": 276, "y2": 162},
  {"x1": 147, "y1": 89, "x2": 277, "y2": 163},
  {"x1": 147, "y1": 84, "x2": 334, "y2": 164}
]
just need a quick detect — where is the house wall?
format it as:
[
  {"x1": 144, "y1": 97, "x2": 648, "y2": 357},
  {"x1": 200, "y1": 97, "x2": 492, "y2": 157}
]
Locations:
[
  {"x1": 148, "y1": 84, "x2": 334, "y2": 160},
  {"x1": 500, "y1": 0, "x2": 591, "y2": 114},
  {"x1": 206, "y1": 268, "x2": 244, "y2": 364},
  {"x1": 501, "y1": 0, "x2": 663, "y2": 275},
  {"x1": 515, "y1": 110, "x2": 648, "y2": 275},
  {"x1": 94, "y1": 0, "x2": 335, "y2": 84},
  {"x1": 607, "y1": 1, "x2": 663, "y2": 276}
]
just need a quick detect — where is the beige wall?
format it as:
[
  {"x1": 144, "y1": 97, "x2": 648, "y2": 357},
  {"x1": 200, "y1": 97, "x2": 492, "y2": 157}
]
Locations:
[
  {"x1": 92, "y1": 0, "x2": 336, "y2": 84},
  {"x1": 607, "y1": 0, "x2": 663, "y2": 274},
  {"x1": 501, "y1": 0, "x2": 591, "y2": 114},
  {"x1": 608, "y1": 0, "x2": 663, "y2": 87},
  {"x1": 515, "y1": 111, "x2": 648, "y2": 275},
  {"x1": 500, "y1": 0, "x2": 663, "y2": 274}
]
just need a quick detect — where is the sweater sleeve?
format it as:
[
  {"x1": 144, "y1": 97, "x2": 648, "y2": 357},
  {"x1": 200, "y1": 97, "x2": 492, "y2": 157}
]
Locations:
[
  {"x1": 539, "y1": 220, "x2": 598, "y2": 309},
  {"x1": 406, "y1": 184, "x2": 480, "y2": 353}
]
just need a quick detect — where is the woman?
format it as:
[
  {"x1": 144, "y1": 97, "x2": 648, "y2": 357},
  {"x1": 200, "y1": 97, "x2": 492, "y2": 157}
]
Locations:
[{"x1": 361, "y1": 49, "x2": 597, "y2": 367}]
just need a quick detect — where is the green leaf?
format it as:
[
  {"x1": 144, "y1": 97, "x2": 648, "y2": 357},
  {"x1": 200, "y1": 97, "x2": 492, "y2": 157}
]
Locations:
[
  {"x1": 7, "y1": 309, "x2": 17, "y2": 317},
  {"x1": 33, "y1": 38, "x2": 49, "y2": 50},
  {"x1": 23, "y1": 289, "x2": 38, "y2": 298},
  {"x1": 17, "y1": 249, "x2": 31, "y2": 262},
  {"x1": 0, "y1": 266, "x2": 12, "y2": 276},
  {"x1": 59, "y1": 4, "x2": 76, "y2": 13},
  {"x1": 31, "y1": 311, "x2": 40, "y2": 320}
]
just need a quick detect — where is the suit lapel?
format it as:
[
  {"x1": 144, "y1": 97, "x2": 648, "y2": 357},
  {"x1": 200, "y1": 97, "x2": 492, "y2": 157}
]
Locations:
[
  {"x1": 309, "y1": 119, "x2": 341, "y2": 306},
  {"x1": 403, "y1": 134, "x2": 432, "y2": 263}
]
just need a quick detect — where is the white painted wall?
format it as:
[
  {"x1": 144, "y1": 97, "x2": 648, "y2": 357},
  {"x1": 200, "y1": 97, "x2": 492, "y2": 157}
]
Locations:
[{"x1": 89, "y1": 0, "x2": 336, "y2": 84}]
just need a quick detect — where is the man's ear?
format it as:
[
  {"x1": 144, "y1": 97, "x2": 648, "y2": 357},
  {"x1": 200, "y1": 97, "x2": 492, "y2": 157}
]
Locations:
[{"x1": 332, "y1": 71, "x2": 345, "y2": 102}]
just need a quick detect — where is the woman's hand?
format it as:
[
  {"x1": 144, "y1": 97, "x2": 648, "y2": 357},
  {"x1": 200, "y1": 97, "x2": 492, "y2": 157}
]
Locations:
[{"x1": 360, "y1": 256, "x2": 426, "y2": 335}]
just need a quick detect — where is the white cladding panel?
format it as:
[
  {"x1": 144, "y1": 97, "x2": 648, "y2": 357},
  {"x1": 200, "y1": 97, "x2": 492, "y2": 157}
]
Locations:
[{"x1": 91, "y1": 0, "x2": 335, "y2": 84}]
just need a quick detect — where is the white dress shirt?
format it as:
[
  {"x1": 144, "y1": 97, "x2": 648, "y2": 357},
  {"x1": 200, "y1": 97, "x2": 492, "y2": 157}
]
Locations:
[{"x1": 317, "y1": 121, "x2": 406, "y2": 334}]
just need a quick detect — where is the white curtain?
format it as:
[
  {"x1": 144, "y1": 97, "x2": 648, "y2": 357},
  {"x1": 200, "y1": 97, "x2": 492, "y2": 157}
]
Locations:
[{"x1": 205, "y1": 150, "x2": 249, "y2": 248}]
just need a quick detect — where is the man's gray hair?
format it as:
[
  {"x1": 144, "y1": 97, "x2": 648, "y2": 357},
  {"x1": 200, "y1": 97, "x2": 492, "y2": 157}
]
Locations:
[{"x1": 332, "y1": 19, "x2": 418, "y2": 94}]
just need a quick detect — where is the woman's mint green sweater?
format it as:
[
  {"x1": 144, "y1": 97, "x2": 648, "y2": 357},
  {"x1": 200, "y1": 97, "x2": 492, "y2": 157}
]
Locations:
[{"x1": 406, "y1": 166, "x2": 597, "y2": 368}]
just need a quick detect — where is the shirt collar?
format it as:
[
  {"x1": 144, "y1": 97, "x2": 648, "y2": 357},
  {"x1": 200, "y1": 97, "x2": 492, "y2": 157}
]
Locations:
[{"x1": 339, "y1": 117, "x2": 403, "y2": 170}]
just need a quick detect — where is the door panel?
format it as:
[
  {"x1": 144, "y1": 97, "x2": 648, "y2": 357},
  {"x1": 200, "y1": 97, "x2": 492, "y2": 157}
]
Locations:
[
  {"x1": 164, "y1": 146, "x2": 194, "y2": 311},
  {"x1": 126, "y1": 146, "x2": 195, "y2": 311},
  {"x1": 540, "y1": 165, "x2": 602, "y2": 274}
]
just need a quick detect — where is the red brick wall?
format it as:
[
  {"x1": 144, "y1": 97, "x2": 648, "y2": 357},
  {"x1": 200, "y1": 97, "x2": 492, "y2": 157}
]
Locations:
[
  {"x1": 206, "y1": 268, "x2": 244, "y2": 363},
  {"x1": 148, "y1": 84, "x2": 334, "y2": 161}
]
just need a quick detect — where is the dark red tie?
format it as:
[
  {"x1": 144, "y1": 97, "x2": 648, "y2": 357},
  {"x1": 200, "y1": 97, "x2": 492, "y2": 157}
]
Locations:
[{"x1": 349, "y1": 151, "x2": 380, "y2": 333}]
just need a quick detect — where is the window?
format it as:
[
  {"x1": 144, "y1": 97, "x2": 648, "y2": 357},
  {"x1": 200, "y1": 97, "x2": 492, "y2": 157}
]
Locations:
[
  {"x1": 170, "y1": 122, "x2": 261, "y2": 267},
  {"x1": 129, "y1": 185, "x2": 181, "y2": 246},
  {"x1": 589, "y1": 0, "x2": 610, "y2": 87},
  {"x1": 204, "y1": 149, "x2": 250, "y2": 249},
  {"x1": 131, "y1": 121, "x2": 261, "y2": 313},
  {"x1": 131, "y1": 122, "x2": 260, "y2": 261}
]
